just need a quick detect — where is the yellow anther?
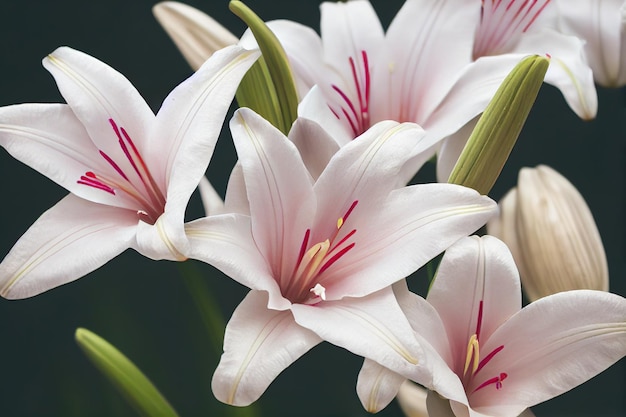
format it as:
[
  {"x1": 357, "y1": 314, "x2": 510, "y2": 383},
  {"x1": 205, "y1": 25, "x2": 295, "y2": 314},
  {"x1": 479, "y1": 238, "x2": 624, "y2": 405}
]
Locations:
[
  {"x1": 295, "y1": 239, "x2": 331, "y2": 284},
  {"x1": 337, "y1": 217, "x2": 344, "y2": 229},
  {"x1": 463, "y1": 334, "x2": 480, "y2": 376}
]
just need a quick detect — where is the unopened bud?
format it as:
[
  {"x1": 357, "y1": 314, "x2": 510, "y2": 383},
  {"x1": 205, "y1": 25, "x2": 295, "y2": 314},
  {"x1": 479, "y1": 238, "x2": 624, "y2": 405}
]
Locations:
[
  {"x1": 448, "y1": 55, "x2": 548, "y2": 195},
  {"x1": 488, "y1": 165, "x2": 608, "y2": 301},
  {"x1": 153, "y1": 2, "x2": 239, "y2": 70}
]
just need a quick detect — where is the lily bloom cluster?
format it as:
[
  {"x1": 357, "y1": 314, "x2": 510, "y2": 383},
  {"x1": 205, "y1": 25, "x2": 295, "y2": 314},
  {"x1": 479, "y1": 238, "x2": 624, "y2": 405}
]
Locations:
[{"x1": 0, "y1": 1, "x2": 625, "y2": 417}]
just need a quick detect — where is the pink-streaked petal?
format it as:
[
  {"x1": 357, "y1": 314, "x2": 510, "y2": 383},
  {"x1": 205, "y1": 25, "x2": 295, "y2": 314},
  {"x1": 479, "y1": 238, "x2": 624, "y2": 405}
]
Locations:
[
  {"x1": 556, "y1": 0, "x2": 626, "y2": 87},
  {"x1": 470, "y1": 290, "x2": 626, "y2": 415},
  {"x1": 212, "y1": 291, "x2": 321, "y2": 406},
  {"x1": 198, "y1": 176, "x2": 225, "y2": 216},
  {"x1": 42, "y1": 47, "x2": 155, "y2": 176},
  {"x1": 357, "y1": 359, "x2": 406, "y2": 413},
  {"x1": 0, "y1": 194, "x2": 137, "y2": 299},
  {"x1": 472, "y1": 0, "x2": 553, "y2": 58},
  {"x1": 241, "y1": 20, "x2": 326, "y2": 100},
  {"x1": 427, "y1": 236, "x2": 521, "y2": 377},
  {"x1": 320, "y1": 0, "x2": 384, "y2": 76},
  {"x1": 230, "y1": 108, "x2": 316, "y2": 282},
  {"x1": 292, "y1": 287, "x2": 424, "y2": 379},
  {"x1": 288, "y1": 116, "x2": 340, "y2": 181},
  {"x1": 323, "y1": 184, "x2": 496, "y2": 300},
  {"x1": 153, "y1": 45, "x2": 259, "y2": 224},
  {"x1": 185, "y1": 214, "x2": 289, "y2": 310},
  {"x1": 379, "y1": 0, "x2": 479, "y2": 125},
  {"x1": 0, "y1": 103, "x2": 134, "y2": 209},
  {"x1": 513, "y1": 29, "x2": 597, "y2": 119},
  {"x1": 317, "y1": 0, "x2": 385, "y2": 136}
]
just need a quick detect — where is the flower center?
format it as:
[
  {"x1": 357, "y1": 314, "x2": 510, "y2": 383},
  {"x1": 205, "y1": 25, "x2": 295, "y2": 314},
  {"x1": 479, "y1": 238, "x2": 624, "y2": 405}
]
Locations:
[
  {"x1": 283, "y1": 200, "x2": 359, "y2": 304},
  {"x1": 329, "y1": 50, "x2": 371, "y2": 138},
  {"x1": 77, "y1": 118, "x2": 166, "y2": 224},
  {"x1": 473, "y1": 0, "x2": 551, "y2": 59},
  {"x1": 462, "y1": 301, "x2": 507, "y2": 394}
]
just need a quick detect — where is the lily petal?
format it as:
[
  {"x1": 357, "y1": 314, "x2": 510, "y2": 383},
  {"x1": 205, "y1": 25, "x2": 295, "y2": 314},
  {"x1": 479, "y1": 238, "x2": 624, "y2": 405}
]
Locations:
[
  {"x1": 427, "y1": 236, "x2": 521, "y2": 370},
  {"x1": 198, "y1": 176, "x2": 225, "y2": 216},
  {"x1": 556, "y1": 0, "x2": 626, "y2": 87},
  {"x1": 241, "y1": 19, "x2": 325, "y2": 100},
  {"x1": 514, "y1": 29, "x2": 597, "y2": 119},
  {"x1": 230, "y1": 108, "x2": 316, "y2": 283},
  {"x1": 0, "y1": 194, "x2": 137, "y2": 299},
  {"x1": 471, "y1": 290, "x2": 626, "y2": 416},
  {"x1": 184, "y1": 214, "x2": 285, "y2": 307},
  {"x1": 357, "y1": 359, "x2": 406, "y2": 413},
  {"x1": 325, "y1": 184, "x2": 496, "y2": 299},
  {"x1": 42, "y1": 47, "x2": 155, "y2": 175},
  {"x1": 320, "y1": 0, "x2": 384, "y2": 74},
  {"x1": 424, "y1": 54, "x2": 527, "y2": 141},
  {"x1": 223, "y1": 162, "x2": 250, "y2": 215},
  {"x1": 297, "y1": 85, "x2": 353, "y2": 147},
  {"x1": 313, "y1": 121, "x2": 428, "y2": 216},
  {"x1": 212, "y1": 291, "x2": 321, "y2": 406},
  {"x1": 288, "y1": 117, "x2": 340, "y2": 181},
  {"x1": 380, "y1": 0, "x2": 479, "y2": 124},
  {"x1": 291, "y1": 286, "x2": 423, "y2": 378},
  {"x1": 152, "y1": 45, "x2": 259, "y2": 224},
  {"x1": 0, "y1": 103, "x2": 127, "y2": 208}
]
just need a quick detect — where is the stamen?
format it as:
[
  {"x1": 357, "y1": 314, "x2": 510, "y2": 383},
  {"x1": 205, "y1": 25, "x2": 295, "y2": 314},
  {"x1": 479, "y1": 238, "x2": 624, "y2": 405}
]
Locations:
[
  {"x1": 287, "y1": 201, "x2": 359, "y2": 303},
  {"x1": 77, "y1": 174, "x2": 115, "y2": 195},
  {"x1": 475, "y1": 344, "x2": 504, "y2": 375},
  {"x1": 472, "y1": 372, "x2": 508, "y2": 393},
  {"x1": 319, "y1": 242, "x2": 355, "y2": 275},
  {"x1": 463, "y1": 334, "x2": 480, "y2": 376}
]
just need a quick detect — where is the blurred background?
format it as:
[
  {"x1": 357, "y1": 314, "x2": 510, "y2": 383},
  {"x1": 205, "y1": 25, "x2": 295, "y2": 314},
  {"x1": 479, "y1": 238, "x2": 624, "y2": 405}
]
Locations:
[{"x1": 0, "y1": 1, "x2": 624, "y2": 416}]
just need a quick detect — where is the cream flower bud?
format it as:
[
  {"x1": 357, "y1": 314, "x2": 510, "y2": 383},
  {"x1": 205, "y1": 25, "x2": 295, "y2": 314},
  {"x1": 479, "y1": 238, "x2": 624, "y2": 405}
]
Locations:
[
  {"x1": 396, "y1": 381, "x2": 429, "y2": 417},
  {"x1": 153, "y1": 2, "x2": 239, "y2": 70},
  {"x1": 488, "y1": 165, "x2": 608, "y2": 301}
]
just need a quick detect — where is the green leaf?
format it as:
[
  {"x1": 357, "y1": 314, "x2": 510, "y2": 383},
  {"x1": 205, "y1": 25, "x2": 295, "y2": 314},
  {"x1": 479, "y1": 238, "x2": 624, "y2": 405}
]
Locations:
[
  {"x1": 75, "y1": 328, "x2": 179, "y2": 417},
  {"x1": 230, "y1": 0, "x2": 298, "y2": 134},
  {"x1": 448, "y1": 55, "x2": 549, "y2": 195}
]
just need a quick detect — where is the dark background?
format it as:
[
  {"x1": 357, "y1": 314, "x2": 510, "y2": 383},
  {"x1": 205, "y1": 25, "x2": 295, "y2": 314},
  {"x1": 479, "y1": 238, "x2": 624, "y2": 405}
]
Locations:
[{"x1": 0, "y1": 1, "x2": 624, "y2": 416}]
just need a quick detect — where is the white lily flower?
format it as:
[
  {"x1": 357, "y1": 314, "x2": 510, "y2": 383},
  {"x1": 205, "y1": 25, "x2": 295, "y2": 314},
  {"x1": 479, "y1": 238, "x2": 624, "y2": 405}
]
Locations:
[
  {"x1": 357, "y1": 236, "x2": 626, "y2": 416},
  {"x1": 185, "y1": 108, "x2": 497, "y2": 406},
  {"x1": 236, "y1": 0, "x2": 596, "y2": 183},
  {"x1": 0, "y1": 45, "x2": 258, "y2": 298}
]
